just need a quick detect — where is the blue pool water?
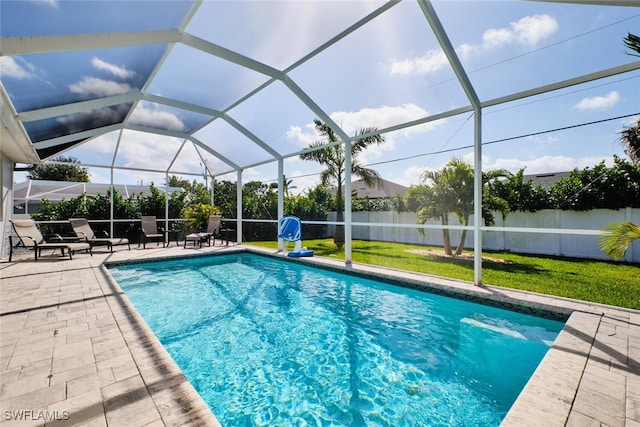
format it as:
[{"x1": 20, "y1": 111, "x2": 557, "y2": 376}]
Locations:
[{"x1": 108, "y1": 253, "x2": 564, "y2": 426}]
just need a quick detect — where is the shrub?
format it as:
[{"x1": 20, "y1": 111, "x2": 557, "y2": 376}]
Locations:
[{"x1": 181, "y1": 203, "x2": 221, "y2": 231}]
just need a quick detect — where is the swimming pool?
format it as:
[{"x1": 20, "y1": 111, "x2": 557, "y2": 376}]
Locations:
[{"x1": 108, "y1": 252, "x2": 564, "y2": 426}]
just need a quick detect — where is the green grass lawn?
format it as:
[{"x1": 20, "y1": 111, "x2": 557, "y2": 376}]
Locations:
[{"x1": 248, "y1": 239, "x2": 640, "y2": 310}]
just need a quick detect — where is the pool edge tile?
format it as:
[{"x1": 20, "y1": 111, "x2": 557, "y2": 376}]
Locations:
[{"x1": 96, "y1": 265, "x2": 222, "y2": 427}]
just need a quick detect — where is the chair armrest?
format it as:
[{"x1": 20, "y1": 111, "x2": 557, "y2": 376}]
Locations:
[
  {"x1": 46, "y1": 234, "x2": 64, "y2": 242},
  {"x1": 21, "y1": 235, "x2": 37, "y2": 246},
  {"x1": 96, "y1": 230, "x2": 110, "y2": 238}
]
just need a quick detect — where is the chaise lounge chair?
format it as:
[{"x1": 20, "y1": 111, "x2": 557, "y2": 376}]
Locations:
[
  {"x1": 140, "y1": 216, "x2": 166, "y2": 249},
  {"x1": 184, "y1": 215, "x2": 221, "y2": 248},
  {"x1": 9, "y1": 219, "x2": 92, "y2": 261},
  {"x1": 69, "y1": 218, "x2": 130, "y2": 252}
]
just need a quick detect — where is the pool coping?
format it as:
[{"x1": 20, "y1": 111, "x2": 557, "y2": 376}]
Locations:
[{"x1": 1, "y1": 243, "x2": 638, "y2": 426}]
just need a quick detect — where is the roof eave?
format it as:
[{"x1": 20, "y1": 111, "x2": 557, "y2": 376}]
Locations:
[{"x1": 0, "y1": 84, "x2": 40, "y2": 164}]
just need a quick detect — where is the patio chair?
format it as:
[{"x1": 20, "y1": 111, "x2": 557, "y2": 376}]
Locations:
[
  {"x1": 9, "y1": 219, "x2": 92, "y2": 261},
  {"x1": 184, "y1": 215, "x2": 221, "y2": 248},
  {"x1": 140, "y1": 216, "x2": 166, "y2": 249},
  {"x1": 69, "y1": 218, "x2": 130, "y2": 252}
]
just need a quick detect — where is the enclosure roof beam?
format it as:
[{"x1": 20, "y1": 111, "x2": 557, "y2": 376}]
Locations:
[{"x1": 0, "y1": 30, "x2": 181, "y2": 55}]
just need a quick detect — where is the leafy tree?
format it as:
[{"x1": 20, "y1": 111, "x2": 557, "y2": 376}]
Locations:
[
  {"x1": 181, "y1": 203, "x2": 221, "y2": 230},
  {"x1": 135, "y1": 183, "x2": 167, "y2": 217},
  {"x1": 490, "y1": 169, "x2": 552, "y2": 212},
  {"x1": 28, "y1": 156, "x2": 90, "y2": 182},
  {"x1": 351, "y1": 195, "x2": 398, "y2": 212},
  {"x1": 550, "y1": 157, "x2": 640, "y2": 210},
  {"x1": 284, "y1": 184, "x2": 332, "y2": 239},
  {"x1": 213, "y1": 180, "x2": 239, "y2": 220},
  {"x1": 299, "y1": 119, "x2": 385, "y2": 248}
]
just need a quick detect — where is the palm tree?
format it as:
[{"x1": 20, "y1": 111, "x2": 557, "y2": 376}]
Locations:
[
  {"x1": 623, "y1": 32, "x2": 640, "y2": 57},
  {"x1": 300, "y1": 119, "x2": 384, "y2": 248},
  {"x1": 599, "y1": 222, "x2": 640, "y2": 261},
  {"x1": 618, "y1": 118, "x2": 640, "y2": 165},
  {"x1": 412, "y1": 158, "x2": 509, "y2": 256},
  {"x1": 269, "y1": 174, "x2": 296, "y2": 195},
  {"x1": 418, "y1": 158, "x2": 471, "y2": 255}
]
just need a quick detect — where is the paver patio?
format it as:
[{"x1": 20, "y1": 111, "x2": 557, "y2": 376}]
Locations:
[{"x1": 1, "y1": 243, "x2": 638, "y2": 426}]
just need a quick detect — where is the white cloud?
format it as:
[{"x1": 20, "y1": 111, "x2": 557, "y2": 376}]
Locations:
[
  {"x1": 483, "y1": 14, "x2": 558, "y2": 48},
  {"x1": 69, "y1": 76, "x2": 134, "y2": 97},
  {"x1": 512, "y1": 14, "x2": 559, "y2": 46},
  {"x1": 392, "y1": 165, "x2": 424, "y2": 188},
  {"x1": 0, "y1": 57, "x2": 34, "y2": 79},
  {"x1": 34, "y1": 0, "x2": 58, "y2": 7},
  {"x1": 331, "y1": 104, "x2": 421, "y2": 133},
  {"x1": 482, "y1": 28, "x2": 513, "y2": 49},
  {"x1": 128, "y1": 104, "x2": 185, "y2": 131},
  {"x1": 91, "y1": 57, "x2": 135, "y2": 80},
  {"x1": 479, "y1": 154, "x2": 614, "y2": 174},
  {"x1": 289, "y1": 173, "x2": 321, "y2": 196},
  {"x1": 574, "y1": 91, "x2": 620, "y2": 111},
  {"x1": 389, "y1": 49, "x2": 448, "y2": 75},
  {"x1": 116, "y1": 133, "x2": 183, "y2": 170},
  {"x1": 286, "y1": 124, "x2": 316, "y2": 148},
  {"x1": 389, "y1": 14, "x2": 558, "y2": 76}
]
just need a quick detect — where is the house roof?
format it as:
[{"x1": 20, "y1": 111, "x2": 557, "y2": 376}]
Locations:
[
  {"x1": 523, "y1": 172, "x2": 571, "y2": 190},
  {"x1": 346, "y1": 178, "x2": 408, "y2": 199},
  {"x1": 13, "y1": 179, "x2": 182, "y2": 205}
]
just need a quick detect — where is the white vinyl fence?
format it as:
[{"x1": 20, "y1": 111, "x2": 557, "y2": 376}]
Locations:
[{"x1": 327, "y1": 208, "x2": 640, "y2": 263}]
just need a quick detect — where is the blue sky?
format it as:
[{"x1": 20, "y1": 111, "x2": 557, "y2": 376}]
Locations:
[{"x1": 2, "y1": 0, "x2": 639, "y2": 194}]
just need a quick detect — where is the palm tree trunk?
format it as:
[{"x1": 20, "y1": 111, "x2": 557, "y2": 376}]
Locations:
[
  {"x1": 334, "y1": 210, "x2": 345, "y2": 249},
  {"x1": 334, "y1": 186, "x2": 344, "y2": 249},
  {"x1": 455, "y1": 216, "x2": 469, "y2": 256},
  {"x1": 455, "y1": 230, "x2": 467, "y2": 256},
  {"x1": 441, "y1": 216, "x2": 452, "y2": 255}
]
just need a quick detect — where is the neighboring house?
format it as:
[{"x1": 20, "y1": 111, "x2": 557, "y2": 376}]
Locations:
[
  {"x1": 13, "y1": 179, "x2": 182, "y2": 214},
  {"x1": 522, "y1": 171, "x2": 571, "y2": 190},
  {"x1": 340, "y1": 178, "x2": 408, "y2": 199}
]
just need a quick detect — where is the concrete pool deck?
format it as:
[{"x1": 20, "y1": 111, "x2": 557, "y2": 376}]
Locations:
[{"x1": 1, "y1": 243, "x2": 638, "y2": 426}]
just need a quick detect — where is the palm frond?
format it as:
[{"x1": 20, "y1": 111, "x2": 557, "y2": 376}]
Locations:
[
  {"x1": 599, "y1": 221, "x2": 640, "y2": 260},
  {"x1": 624, "y1": 32, "x2": 640, "y2": 57}
]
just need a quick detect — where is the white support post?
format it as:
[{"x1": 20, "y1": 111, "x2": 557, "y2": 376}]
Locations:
[
  {"x1": 25, "y1": 179, "x2": 32, "y2": 214},
  {"x1": 419, "y1": 0, "x2": 482, "y2": 285},
  {"x1": 165, "y1": 173, "x2": 169, "y2": 241},
  {"x1": 210, "y1": 177, "x2": 214, "y2": 205},
  {"x1": 277, "y1": 159, "x2": 284, "y2": 220},
  {"x1": 236, "y1": 169, "x2": 242, "y2": 244},
  {"x1": 345, "y1": 141, "x2": 352, "y2": 266},
  {"x1": 277, "y1": 159, "x2": 284, "y2": 252},
  {"x1": 110, "y1": 168, "x2": 114, "y2": 238},
  {"x1": 473, "y1": 111, "x2": 483, "y2": 285}
]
